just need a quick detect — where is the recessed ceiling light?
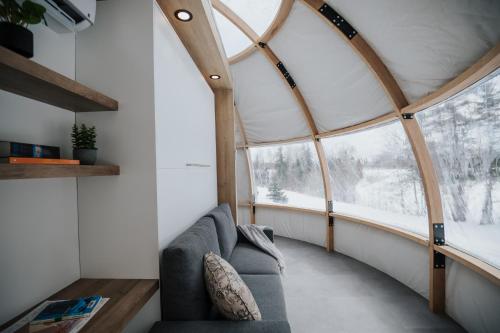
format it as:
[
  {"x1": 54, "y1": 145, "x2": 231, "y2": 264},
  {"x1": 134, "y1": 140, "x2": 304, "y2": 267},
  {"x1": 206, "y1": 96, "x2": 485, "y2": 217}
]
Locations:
[
  {"x1": 210, "y1": 74, "x2": 221, "y2": 80},
  {"x1": 175, "y1": 9, "x2": 192, "y2": 22}
]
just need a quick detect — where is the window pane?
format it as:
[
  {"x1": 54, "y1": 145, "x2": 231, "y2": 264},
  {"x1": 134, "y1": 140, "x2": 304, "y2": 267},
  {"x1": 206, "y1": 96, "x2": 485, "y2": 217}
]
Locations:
[
  {"x1": 220, "y1": 0, "x2": 281, "y2": 36},
  {"x1": 250, "y1": 141, "x2": 325, "y2": 210},
  {"x1": 213, "y1": 9, "x2": 253, "y2": 58},
  {"x1": 417, "y1": 69, "x2": 500, "y2": 268},
  {"x1": 323, "y1": 121, "x2": 428, "y2": 236}
]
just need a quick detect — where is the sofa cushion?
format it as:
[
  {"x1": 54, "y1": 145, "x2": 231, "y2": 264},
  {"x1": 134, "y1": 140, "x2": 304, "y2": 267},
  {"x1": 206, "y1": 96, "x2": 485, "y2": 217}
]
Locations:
[
  {"x1": 204, "y1": 252, "x2": 261, "y2": 320},
  {"x1": 230, "y1": 243, "x2": 280, "y2": 275},
  {"x1": 205, "y1": 203, "x2": 237, "y2": 260},
  {"x1": 240, "y1": 274, "x2": 288, "y2": 321},
  {"x1": 161, "y1": 217, "x2": 220, "y2": 320}
]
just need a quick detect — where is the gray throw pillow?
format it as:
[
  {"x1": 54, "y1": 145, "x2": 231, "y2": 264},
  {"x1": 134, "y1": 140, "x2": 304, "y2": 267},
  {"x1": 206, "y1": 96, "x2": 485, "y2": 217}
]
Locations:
[{"x1": 204, "y1": 251, "x2": 262, "y2": 320}]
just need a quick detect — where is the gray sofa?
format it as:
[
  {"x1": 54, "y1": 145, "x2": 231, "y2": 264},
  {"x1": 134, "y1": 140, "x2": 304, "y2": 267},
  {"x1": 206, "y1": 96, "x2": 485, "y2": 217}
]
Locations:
[{"x1": 150, "y1": 203, "x2": 290, "y2": 333}]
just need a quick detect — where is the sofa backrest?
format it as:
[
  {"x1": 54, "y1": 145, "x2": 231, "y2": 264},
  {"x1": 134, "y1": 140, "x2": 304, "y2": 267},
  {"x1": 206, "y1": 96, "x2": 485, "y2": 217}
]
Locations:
[
  {"x1": 204, "y1": 203, "x2": 237, "y2": 260},
  {"x1": 161, "y1": 216, "x2": 221, "y2": 320}
]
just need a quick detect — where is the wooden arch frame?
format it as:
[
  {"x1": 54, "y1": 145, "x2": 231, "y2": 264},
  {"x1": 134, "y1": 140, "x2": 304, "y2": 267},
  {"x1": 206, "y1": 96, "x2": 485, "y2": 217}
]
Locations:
[
  {"x1": 212, "y1": 0, "x2": 334, "y2": 252},
  {"x1": 213, "y1": 0, "x2": 500, "y2": 314}
]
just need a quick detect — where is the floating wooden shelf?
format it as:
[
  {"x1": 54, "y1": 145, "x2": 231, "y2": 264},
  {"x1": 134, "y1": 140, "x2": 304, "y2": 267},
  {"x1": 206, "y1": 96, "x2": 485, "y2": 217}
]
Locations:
[
  {"x1": 0, "y1": 46, "x2": 118, "y2": 112},
  {"x1": 0, "y1": 164, "x2": 120, "y2": 180},
  {"x1": 0, "y1": 278, "x2": 159, "y2": 333}
]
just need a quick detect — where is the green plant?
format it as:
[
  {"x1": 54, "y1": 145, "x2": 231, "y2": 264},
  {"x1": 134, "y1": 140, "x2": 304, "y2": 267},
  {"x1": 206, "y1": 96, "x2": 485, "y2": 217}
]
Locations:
[
  {"x1": 72, "y1": 124, "x2": 97, "y2": 150},
  {"x1": 0, "y1": 0, "x2": 46, "y2": 28}
]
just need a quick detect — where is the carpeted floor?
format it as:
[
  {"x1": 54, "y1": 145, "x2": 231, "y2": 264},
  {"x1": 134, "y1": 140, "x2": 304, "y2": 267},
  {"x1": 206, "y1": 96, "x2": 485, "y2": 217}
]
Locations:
[{"x1": 275, "y1": 236, "x2": 465, "y2": 333}]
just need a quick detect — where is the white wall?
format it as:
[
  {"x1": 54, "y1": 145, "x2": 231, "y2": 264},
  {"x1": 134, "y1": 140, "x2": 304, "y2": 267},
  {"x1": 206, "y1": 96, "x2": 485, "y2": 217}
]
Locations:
[
  {"x1": 153, "y1": 2, "x2": 217, "y2": 253},
  {"x1": 0, "y1": 25, "x2": 79, "y2": 324}
]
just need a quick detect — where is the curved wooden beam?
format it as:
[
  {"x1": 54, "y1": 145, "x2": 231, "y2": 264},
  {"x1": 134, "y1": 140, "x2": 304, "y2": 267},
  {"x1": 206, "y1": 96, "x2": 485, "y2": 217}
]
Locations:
[
  {"x1": 211, "y1": 0, "x2": 294, "y2": 65},
  {"x1": 316, "y1": 112, "x2": 396, "y2": 139},
  {"x1": 300, "y1": 0, "x2": 445, "y2": 312},
  {"x1": 214, "y1": 1, "x2": 334, "y2": 251},
  {"x1": 402, "y1": 43, "x2": 500, "y2": 114}
]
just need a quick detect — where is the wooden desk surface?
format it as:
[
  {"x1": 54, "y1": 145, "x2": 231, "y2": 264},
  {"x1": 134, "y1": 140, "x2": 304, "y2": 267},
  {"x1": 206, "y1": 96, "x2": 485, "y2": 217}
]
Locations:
[{"x1": 0, "y1": 279, "x2": 159, "y2": 333}]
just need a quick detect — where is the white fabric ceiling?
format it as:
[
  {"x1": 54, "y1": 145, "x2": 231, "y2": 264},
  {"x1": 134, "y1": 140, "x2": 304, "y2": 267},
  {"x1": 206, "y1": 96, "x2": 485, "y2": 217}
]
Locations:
[
  {"x1": 269, "y1": 1, "x2": 393, "y2": 132},
  {"x1": 220, "y1": 0, "x2": 281, "y2": 36},
  {"x1": 231, "y1": 50, "x2": 311, "y2": 143},
  {"x1": 213, "y1": 9, "x2": 252, "y2": 58},
  {"x1": 216, "y1": 0, "x2": 500, "y2": 142},
  {"x1": 328, "y1": 0, "x2": 500, "y2": 103}
]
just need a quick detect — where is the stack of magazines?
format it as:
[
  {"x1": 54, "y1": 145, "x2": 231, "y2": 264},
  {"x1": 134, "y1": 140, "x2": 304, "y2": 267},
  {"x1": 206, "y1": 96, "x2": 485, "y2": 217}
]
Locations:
[{"x1": 1, "y1": 296, "x2": 108, "y2": 333}]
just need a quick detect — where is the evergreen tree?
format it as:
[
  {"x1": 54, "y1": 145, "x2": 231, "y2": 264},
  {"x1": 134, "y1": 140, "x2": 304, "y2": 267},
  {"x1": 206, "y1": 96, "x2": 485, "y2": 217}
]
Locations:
[{"x1": 267, "y1": 181, "x2": 288, "y2": 204}]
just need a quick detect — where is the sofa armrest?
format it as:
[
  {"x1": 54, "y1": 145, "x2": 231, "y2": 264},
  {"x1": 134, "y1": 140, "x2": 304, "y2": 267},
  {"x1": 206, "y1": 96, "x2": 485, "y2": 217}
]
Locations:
[
  {"x1": 237, "y1": 227, "x2": 274, "y2": 243},
  {"x1": 150, "y1": 320, "x2": 290, "y2": 333}
]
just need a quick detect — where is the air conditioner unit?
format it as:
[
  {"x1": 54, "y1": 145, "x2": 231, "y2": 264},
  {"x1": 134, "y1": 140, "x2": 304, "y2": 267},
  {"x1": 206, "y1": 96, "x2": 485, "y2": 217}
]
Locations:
[{"x1": 33, "y1": 0, "x2": 96, "y2": 32}]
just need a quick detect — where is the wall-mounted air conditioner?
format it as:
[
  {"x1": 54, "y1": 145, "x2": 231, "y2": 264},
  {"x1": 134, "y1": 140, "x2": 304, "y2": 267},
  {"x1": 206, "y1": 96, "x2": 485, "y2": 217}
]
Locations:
[{"x1": 33, "y1": 0, "x2": 96, "y2": 32}]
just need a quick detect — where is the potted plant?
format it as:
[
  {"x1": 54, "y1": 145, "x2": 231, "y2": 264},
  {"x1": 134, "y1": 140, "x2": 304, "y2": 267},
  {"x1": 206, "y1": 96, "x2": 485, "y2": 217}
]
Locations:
[
  {"x1": 0, "y1": 0, "x2": 46, "y2": 58},
  {"x1": 72, "y1": 124, "x2": 97, "y2": 165}
]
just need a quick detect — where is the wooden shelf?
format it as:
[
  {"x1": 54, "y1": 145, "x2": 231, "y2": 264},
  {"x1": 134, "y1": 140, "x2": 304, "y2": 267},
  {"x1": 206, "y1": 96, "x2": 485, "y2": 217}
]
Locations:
[
  {"x1": 0, "y1": 46, "x2": 118, "y2": 112},
  {"x1": 0, "y1": 279, "x2": 159, "y2": 333},
  {"x1": 0, "y1": 164, "x2": 120, "y2": 180}
]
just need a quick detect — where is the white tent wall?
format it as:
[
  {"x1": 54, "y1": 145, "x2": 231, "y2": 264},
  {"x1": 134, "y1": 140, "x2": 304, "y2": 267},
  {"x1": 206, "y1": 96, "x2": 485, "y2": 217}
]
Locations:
[
  {"x1": 334, "y1": 219, "x2": 429, "y2": 298},
  {"x1": 231, "y1": 51, "x2": 310, "y2": 143},
  {"x1": 268, "y1": 1, "x2": 392, "y2": 132},
  {"x1": 446, "y1": 259, "x2": 500, "y2": 333},
  {"x1": 238, "y1": 206, "x2": 251, "y2": 225},
  {"x1": 236, "y1": 149, "x2": 251, "y2": 202},
  {"x1": 256, "y1": 208, "x2": 325, "y2": 247},
  {"x1": 327, "y1": 0, "x2": 500, "y2": 103},
  {"x1": 0, "y1": 24, "x2": 79, "y2": 324}
]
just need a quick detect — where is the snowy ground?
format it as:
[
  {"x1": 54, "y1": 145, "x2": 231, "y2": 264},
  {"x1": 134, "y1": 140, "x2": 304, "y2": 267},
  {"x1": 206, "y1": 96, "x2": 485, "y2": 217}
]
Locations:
[{"x1": 256, "y1": 180, "x2": 500, "y2": 269}]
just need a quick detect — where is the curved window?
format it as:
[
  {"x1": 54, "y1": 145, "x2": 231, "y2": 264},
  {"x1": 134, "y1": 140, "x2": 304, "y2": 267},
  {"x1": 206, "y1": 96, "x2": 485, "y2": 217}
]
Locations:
[
  {"x1": 417, "y1": 69, "x2": 500, "y2": 268},
  {"x1": 250, "y1": 141, "x2": 325, "y2": 210},
  {"x1": 322, "y1": 121, "x2": 428, "y2": 236}
]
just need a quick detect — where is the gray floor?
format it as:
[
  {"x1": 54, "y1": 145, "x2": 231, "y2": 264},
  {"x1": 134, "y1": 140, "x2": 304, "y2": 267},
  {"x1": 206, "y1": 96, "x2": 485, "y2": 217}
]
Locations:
[{"x1": 276, "y1": 236, "x2": 465, "y2": 333}]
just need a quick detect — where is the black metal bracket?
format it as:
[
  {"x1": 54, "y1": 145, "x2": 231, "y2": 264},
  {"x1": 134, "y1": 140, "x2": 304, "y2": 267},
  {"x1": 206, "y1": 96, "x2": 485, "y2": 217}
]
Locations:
[
  {"x1": 433, "y1": 223, "x2": 445, "y2": 246},
  {"x1": 402, "y1": 113, "x2": 414, "y2": 120},
  {"x1": 252, "y1": 204, "x2": 256, "y2": 215},
  {"x1": 258, "y1": 42, "x2": 266, "y2": 48},
  {"x1": 276, "y1": 62, "x2": 296, "y2": 89},
  {"x1": 318, "y1": 3, "x2": 357, "y2": 39},
  {"x1": 433, "y1": 250, "x2": 446, "y2": 269},
  {"x1": 328, "y1": 200, "x2": 333, "y2": 213},
  {"x1": 329, "y1": 215, "x2": 334, "y2": 227}
]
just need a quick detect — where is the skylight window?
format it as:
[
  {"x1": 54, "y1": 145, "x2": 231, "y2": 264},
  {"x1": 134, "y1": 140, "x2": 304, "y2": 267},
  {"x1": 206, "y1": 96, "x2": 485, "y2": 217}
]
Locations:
[
  {"x1": 219, "y1": 0, "x2": 281, "y2": 36},
  {"x1": 212, "y1": 0, "x2": 282, "y2": 58},
  {"x1": 213, "y1": 9, "x2": 253, "y2": 58}
]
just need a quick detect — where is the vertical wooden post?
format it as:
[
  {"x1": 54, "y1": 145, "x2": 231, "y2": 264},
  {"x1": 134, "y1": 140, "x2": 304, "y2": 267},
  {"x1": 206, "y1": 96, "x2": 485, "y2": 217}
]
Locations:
[{"x1": 215, "y1": 89, "x2": 237, "y2": 223}]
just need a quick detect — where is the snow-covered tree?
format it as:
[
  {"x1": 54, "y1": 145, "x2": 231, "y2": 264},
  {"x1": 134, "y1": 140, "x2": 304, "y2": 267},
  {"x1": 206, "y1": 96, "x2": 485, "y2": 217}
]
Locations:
[{"x1": 267, "y1": 181, "x2": 288, "y2": 204}]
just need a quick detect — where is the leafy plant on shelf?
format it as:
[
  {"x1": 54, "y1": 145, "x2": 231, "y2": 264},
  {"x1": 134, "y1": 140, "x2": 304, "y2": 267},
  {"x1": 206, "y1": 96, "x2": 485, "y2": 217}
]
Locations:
[
  {"x1": 72, "y1": 124, "x2": 96, "y2": 150},
  {"x1": 0, "y1": 0, "x2": 47, "y2": 28}
]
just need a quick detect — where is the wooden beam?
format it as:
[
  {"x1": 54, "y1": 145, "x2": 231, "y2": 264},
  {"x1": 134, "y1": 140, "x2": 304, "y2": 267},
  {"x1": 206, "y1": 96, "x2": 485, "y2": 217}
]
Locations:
[
  {"x1": 402, "y1": 43, "x2": 500, "y2": 114},
  {"x1": 215, "y1": 89, "x2": 237, "y2": 222},
  {"x1": 255, "y1": 203, "x2": 327, "y2": 216},
  {"x1": 301, "y1": 0, "x2": 445, "y2": 312},
  {"x1": 434, "y1": 245, "x2": 500, "y2": 287},
  {"x1": 220, "y1": 0, "x2": 294, "y2": 65},
  {"x1": 316, "y1": 112, "x2": 397, "y2": 139},
  {"x1": 213, "y1": 2, "x2": 333, "y2": 250},
  {"x1": 157, "y1": 0, "x2": 232, "y2": 90},
  {"x1": 332, "y1": 212, "x2": 429, "y2": 247}
]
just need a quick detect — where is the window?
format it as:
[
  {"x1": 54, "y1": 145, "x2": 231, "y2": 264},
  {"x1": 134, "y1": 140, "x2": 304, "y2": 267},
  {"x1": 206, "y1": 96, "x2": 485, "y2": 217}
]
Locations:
[
  {"x1": 219, "y1": 0, "x2": 281, "y2": 36},
  {"x1": 250, "y1": 141, "x2": 325, "y2": 210},
  {"x1": 322, "y1": 121, "x2": 428, "y2": 236},
  {"x1": 212, "y1": 9, "x2": 253, "y2": 58},
  {"x1": 417, "y1": 69, "x2": 500, "y2": 268}
]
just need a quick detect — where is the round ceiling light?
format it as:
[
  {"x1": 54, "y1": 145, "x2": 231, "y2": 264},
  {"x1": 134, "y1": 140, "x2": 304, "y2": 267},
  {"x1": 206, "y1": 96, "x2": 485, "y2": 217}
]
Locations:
[
  {"x1": 174, "y1": 9, "x2": 192, "y2": 22},
  {"x1": 210, "y1": 74, "x2": 221, "y2": 80}
]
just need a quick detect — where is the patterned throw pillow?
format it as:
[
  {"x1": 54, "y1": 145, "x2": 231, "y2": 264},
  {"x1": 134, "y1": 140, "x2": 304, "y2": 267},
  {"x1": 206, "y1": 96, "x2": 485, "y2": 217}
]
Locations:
[{"x1": 204, "y1": 251, "x2": 262, "y2": 320}]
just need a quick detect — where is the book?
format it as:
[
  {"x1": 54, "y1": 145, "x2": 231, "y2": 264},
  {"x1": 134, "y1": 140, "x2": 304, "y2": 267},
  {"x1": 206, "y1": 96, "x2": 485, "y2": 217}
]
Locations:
[
  {"x1": 31, "y1": 296, "x2": 102, "y2": 325},
  {"x1": 1, "y1": 157, "x2": 80, "y2": 165},
  {"x1": 0, "y1": 141, "x2": 60, "y2": 159}
]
